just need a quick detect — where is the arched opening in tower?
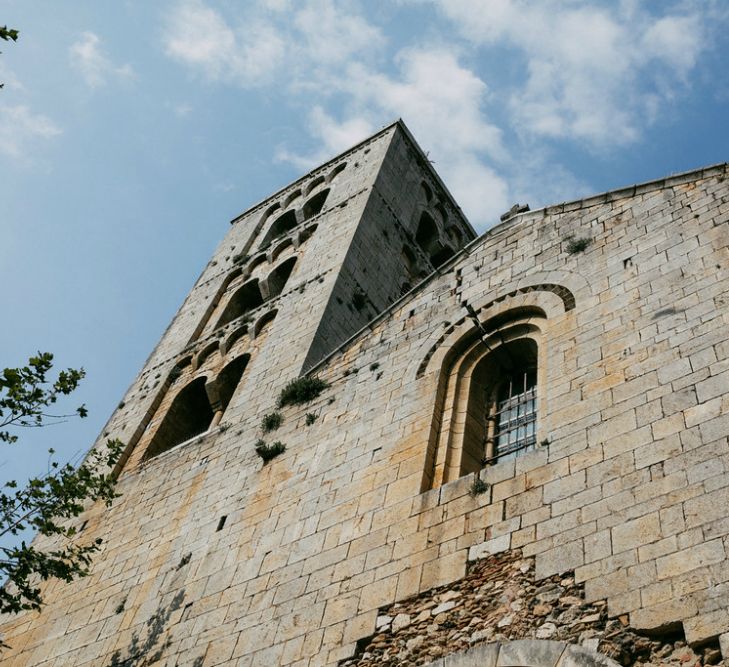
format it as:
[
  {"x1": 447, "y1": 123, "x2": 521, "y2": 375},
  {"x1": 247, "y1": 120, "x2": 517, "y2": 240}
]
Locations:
[
  {"x1": 266, "y1": 257, "x2": 297, "y2": 299},
  {"x1": 415, "y1": 211, "x2": 440, "y2": 260},
  {"x1": 303, "y1": 189, "x2": 329, "y2": 220},
  {"x1": 217, "y1": 354, "x2": 250, "y2": 416},
  {"x1": 145, "y1": 377, "x2": 214, "y2": 459},
  {"x1": 215, "y1": 279, "x2": 264, "y2": 329},
  {"x1": 262, "y1": 209, "x2": 298, "y2": 246}
]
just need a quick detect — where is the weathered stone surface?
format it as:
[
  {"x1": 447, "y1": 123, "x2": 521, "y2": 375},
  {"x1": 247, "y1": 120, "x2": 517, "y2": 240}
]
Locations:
[{"x1": 2, "y1": 123, "x2": 728, "y2": 667}]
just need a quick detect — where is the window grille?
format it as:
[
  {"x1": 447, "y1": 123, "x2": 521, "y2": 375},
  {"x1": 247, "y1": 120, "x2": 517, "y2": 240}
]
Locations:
[{"x1": 484, "y1": 368, "x2": 537, "y2": 463}]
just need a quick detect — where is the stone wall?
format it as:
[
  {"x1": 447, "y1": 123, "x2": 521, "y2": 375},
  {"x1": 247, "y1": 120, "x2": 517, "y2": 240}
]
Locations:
[{"x1": 0, "y1": 123, "x2": 727, "y2": 667}]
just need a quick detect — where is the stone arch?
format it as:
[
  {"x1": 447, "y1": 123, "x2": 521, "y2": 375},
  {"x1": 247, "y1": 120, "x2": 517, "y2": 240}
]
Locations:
[
  {"x1": 259, "y1": 202, "x2": 280, "y2": 227},
  {"x1": 221, "y1": 267, "x2": 243, "y2": 291},
  {"x1": 303, "y1": 188, "x2": 329, "y2": 221},
  {"x1": 262, "y1": 209, "x2": 298, "y2": 246},
  {"x1": 283, "y1": 189, "x2": 301, "y2": 208},
  {"x1": 305, "y1": 175, "x2": 325, "y2": 195},
  {"x1": 144, "y1": 376, "x2": 214, "y2": 460},
  {"x1": 271, "y1": 238, "x2": 294, "y2": 263},
  {"x1": 421, "y1": 640, "x2": 621, "y2": 667},
  {"x1": 415, "y1": 210, "x2": 440, "y2": 258},
  {"x1": 207, "y1": 354, "x2": 250, "y2": 423},
  {"x1": 193, "y1": 340, "x2": 220, "y2": 371},
  {"x1": 298, "y1": 223, "x2": 317, "y2": 245},
  {"x1": 246, "y1": 253, "x2": 268, "y2": 275},
  {"x1": 422, "y1": 310, "x2": 547, "y2": 488},
  {"x1": 254, "y1": 309, "x2": 278, "y2": 338},
  {"x1": 223, "y1": 325, "x2": 249, "y2": 356},
  {"x1": 414, "y1": 285, "x2": 576, "y2": 381},
  {"x1": 265, "y1": 256, "x2": 297, "y2": 300},
  {"x1": 327, "y1": 162, "x2": 346, "y2": 183},
  {"x1": 215, "y1": 279, "x2": 263, "y2": 329}
]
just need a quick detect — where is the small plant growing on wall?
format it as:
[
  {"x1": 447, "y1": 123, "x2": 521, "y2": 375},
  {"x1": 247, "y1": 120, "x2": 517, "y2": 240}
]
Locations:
[
  {"x1": 255, "y1": 439, "x2": 286, "y2": 463},
  {"x1": 305, "y1": 413, "x2": 317, "y2": 426},
  {"x1": 565, "y1": 236, "x2": 591, "y2": 254},
  {"x1": 469, "y1": 478, "x2": 490, "y2": 498},
  {"x1": 277, "y1": 377, "x2": 330, "y2": 407},
  {"x1": 261, "y1": 412, "x2": 283, "y2": 433}
]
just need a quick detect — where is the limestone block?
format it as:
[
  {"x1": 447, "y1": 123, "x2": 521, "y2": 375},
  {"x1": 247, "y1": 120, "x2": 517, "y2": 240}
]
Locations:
[
  {"x1": 611, "y1": 513, "x2": 661, "y2": 554},
  {"x1": 468, "y1": 534, "x2": 511, "y2": 561},
  {"x1": 420, "y1": 550, "x2": 467, "y2": 591},
  {"x1": 497, "y1": 639, "x2": 565, "y2": 666},
  {"x1": 656, "y1": 539, "x2": 726, "y2": 580},
  {"x1": 445, "y1": 642, "x2": 499, "y2": 666}
]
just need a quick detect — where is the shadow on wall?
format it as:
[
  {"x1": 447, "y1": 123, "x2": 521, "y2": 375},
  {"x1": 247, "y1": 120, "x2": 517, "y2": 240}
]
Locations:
[{"x1": 107, "y1": 590, "x2": 202, "y2": 666}]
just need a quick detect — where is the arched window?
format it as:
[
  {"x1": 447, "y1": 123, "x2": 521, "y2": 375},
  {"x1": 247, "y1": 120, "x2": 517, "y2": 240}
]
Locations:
[
  {"x1": 246, "y1": 254, "x2": 268, "y2": 274},
  {"x1": 423, "y1": 309, "x2": 545, "y2": 489},
  {"x1": 271, "y1": 238, "x2": 294, "y2": 263},
  {"x1": 327, "y1": 162, "x2": 346, "y2": 183},
  {"x1": 283, "y1": 189, "x2": 301, "y2": 208},
  {"x1": 215, "y1": 279, "x2": 263, "y2": 329},
  {"x1": 215, "y1": 355, "x2": 249, "y2": 418},
  {"x1": 262, "y1": 209, "x2": 298, "y2": 246},
  {"x1": 415, "y1": 211, "x2": 438, "y2": 253},
  {"x1": 145, "y1": 377, "x2": 214, "y2": 459},
  {"x1": 266, "y1": 257, "x2": 297, "y2": 299},
  {"x1": 254, "y1": 309, "x2": 277, "y2": 338},
  {"x1": 303, "y1": 189, "x2": 329, "y2": 220},
  {"x1": 305, "y1": 175, "x2": 325, "y2": 195}
]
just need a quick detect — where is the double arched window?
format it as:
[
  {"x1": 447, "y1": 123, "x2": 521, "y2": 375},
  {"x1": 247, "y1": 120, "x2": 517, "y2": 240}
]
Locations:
[{"x1": 142, "y1": 354, "x2": 250, "y2": 461}]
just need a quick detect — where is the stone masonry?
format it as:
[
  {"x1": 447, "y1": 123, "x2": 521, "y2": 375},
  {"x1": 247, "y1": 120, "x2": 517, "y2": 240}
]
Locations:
[{"x1": 0, "y1": 121, "x2": 727, "y2": 667}]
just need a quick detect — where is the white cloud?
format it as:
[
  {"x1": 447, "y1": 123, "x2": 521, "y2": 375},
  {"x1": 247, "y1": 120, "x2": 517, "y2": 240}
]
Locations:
[
  {"x1": 161, "y1": 0, "x2": 718, "y2": 228},
  {"x1": 164, "y1": 1, "x2": 285, "y2": 86},
  {"x1": 278, "y1": 49, "x2": 510, "y2": 226},
  {"x1": 163, "y1": 0, "x2": 380, "y2": 88},
  {"x1": 275, "y1": 107, "x2": 375, "y2": 170},
  {"x1": 641, "y1": 14, "x2": 703, "y2": 77},
  {"x1": 425, "y1": 0, "x2": 707, "y2": 147},
  {"x1": 0, "y1": 105, "x2": 61, "y2": 159},
  {"x1": 293, "y1": 0, "x2": 385, "y2": 66},
  {"x1": 70, "y1": 32, "x2": 134, "y2": 88}
]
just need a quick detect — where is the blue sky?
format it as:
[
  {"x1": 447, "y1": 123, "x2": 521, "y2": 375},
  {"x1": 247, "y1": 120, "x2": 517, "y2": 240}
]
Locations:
[{"x1": 0, "y1": 0, "x2": 728, "y2": 494}]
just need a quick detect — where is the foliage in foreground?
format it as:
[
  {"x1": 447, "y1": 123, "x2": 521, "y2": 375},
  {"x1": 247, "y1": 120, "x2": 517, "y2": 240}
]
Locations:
[
  {"x1": 0, "y1": 26, "x2": 19, "y2": 90},
  {"x1": 0, "y1": 353, "x2": 123, "y2": 617}
]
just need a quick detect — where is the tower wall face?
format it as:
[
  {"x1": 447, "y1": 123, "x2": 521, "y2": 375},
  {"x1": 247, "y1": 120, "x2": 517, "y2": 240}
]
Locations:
[{"x1": 1, "y1": 125, "x2": 728, "y2": 667}]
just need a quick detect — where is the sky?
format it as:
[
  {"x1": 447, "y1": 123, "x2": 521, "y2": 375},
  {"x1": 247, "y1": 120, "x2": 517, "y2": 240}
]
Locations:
[{"x1": 0, "y1": 0, "x2": 728, "y2": 498}]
